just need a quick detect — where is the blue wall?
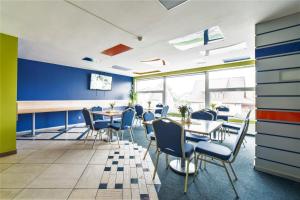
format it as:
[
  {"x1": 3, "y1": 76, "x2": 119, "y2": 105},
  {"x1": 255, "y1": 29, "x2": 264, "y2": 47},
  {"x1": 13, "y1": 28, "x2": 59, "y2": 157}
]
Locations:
[{"x1": 17, "y1": 58, "x2": 132, "y2": 132}]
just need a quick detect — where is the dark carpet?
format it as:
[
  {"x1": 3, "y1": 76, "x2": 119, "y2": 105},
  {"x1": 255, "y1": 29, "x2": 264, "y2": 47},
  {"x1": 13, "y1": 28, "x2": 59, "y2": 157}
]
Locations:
[{"x1": 126, "y1": 125, "x2": 300, "y2": 200}]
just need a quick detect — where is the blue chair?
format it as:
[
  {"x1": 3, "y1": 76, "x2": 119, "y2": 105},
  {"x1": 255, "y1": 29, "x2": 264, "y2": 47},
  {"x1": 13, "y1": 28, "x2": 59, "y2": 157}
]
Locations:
[
  {"x1": 155, "y1": 103, "x2": 163, "y2": 114},
  {"x1": 216, "y1": 106, "x2": 230, "y2": 121},
  {"x1": 194, "y1": 114, "x2": 250, "y2": 198},
  {"x1": 109, "y1": 108, "x2": 136, "y2": 143},
  {"x1": 186, "y1": 110, "x2": 212, "y2": 143},
  {"x1": 152, "y1": 118, "x2": 196, "y2": 193},
  {"x1": 142, "y1": 111, "x2": 155, "y2": 160},
  {"x1": 82, "y1": 108, "x2": 109, "y2": 148},
  {"x1": 134, "y1": 104, "x2": 144, "y2": 124},
  {"x1": 155, "y1": 105, "x2": 169, "y2": 118},
  {"x1": 91, "y1": 106, "x2": 111, "y2": 123},
  {"x1": 203, "y1": 108, "x2": 217, "y2": 120}
]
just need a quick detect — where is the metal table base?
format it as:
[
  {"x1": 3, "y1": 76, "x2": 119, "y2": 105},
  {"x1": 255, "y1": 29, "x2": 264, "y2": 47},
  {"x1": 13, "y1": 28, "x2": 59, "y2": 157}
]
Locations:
[{"x1": 169, "y1": 159, "x2": 196, "y2": 175}]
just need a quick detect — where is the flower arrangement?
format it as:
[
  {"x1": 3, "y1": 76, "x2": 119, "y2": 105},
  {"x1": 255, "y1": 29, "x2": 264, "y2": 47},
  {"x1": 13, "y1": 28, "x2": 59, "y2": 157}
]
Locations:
[
  {"x1": 210, "y1": 103, "x2": 217, "y2": 110},
  {"x1": 109, "y1": 102, "x2": 116, "y2": 110},
  {"x1": 178, "y1": 105, "x2": 188, "y2": 120},
  {"x1": 129, "y1": 86, "x2": 137, "y2": 104}
]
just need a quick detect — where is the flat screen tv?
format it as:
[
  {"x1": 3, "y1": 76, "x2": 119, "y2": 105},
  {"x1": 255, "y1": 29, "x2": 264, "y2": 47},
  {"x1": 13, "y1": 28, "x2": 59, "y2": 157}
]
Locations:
[{"x1": 90, "y1": 73, "x2": 112, "y2": 90}]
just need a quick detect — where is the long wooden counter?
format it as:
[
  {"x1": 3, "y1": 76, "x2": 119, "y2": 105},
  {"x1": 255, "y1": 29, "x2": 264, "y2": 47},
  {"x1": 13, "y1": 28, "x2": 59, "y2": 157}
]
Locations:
[
  {"x1": 17, "y1": 100, "x2": 129, "y2": 136},
  {"x1": 17, "y1": 100, "x2": 129, "y2": 114}
]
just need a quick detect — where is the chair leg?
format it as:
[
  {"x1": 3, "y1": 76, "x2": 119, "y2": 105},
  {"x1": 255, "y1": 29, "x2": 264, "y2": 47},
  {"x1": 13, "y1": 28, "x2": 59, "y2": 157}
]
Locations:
[
  {"x1": 116, "y1": 130, "x2": 120, "y2": 148},
  {"x1": 223, "y1": 161, "x2": 239, "y2": 198},
  {"x1": 184, "y1": 158, "x2": 190, "y2": 193},
  {"x1": 121, "y1": 130, "x2": 124, "y2": 141},
  {"x1": 84, "y1": 129, "x2": 90, "y2": 143},
  {"x1": 199, "y1": 154, "x2": 203, "y2": 170},
  {"x1": 193, "y1": 153, "x2": 199, "y2": 182},
  {"x1": 92, "y1": 130, "x2": 99, "y2": 148},
  {"x1": 229, "y1": 162, "x2": 238, "y2": 181},
  {"x1": 152, "y1": 151, "x2": 160, "y2": 180},
  {"x1": 129, "y1": 128, "x2": 134, "y2": 142},
  {"x1": 143, "y1": 140, "x2": 152, "y2": 160},
  {"x1": 165, "y1": 154, "x2": 169, "y2": 169}
]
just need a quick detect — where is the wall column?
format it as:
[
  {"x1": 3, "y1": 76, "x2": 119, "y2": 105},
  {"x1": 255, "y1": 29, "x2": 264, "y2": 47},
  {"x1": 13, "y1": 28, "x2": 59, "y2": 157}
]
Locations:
[
  {"x1": 255, "y1": 13, "x2": 300, "y2": 182},
  {"x1": 0, "y1": 33, "x2": 18, "y2": 156}
]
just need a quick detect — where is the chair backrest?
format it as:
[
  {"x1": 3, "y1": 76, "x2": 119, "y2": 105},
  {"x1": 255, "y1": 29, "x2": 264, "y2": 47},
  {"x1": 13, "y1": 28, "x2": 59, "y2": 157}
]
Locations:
[
  {"x1": 142, "y1": 111, "x2": 155, "y2": 134},
  {"x1": 231, "y1": 110, "x2": 251, "y2": 161},
  {"x1": 91, "y1": 106, "x2": 104, "y2": 120},
  {"x1": 120, "y1": 108, "x2": 136, "y2": 130},
  {"x1": 82, "y1": 108, "x2": 94, "y2": 130},
  {"x1": 155, "y1": 103, "x2": 163, "y2": 114},
  {"x1": 203, "y1": 108, "x2": 217, "y2": 120},
  {"x1": 161, "y1": 105, "x2": 169, "y2": 117},
  {"x1": 134, "y1": 104, "x2": 144, "y2": 116},
  {"x1": 191, "y1": 110, "x2": 214, "y2": 121},
  {"x1": 216, "y1": 106, "x2": 229, "y2": 112},
  {"x1": 152, "y1": 118, "x2": 185, "y2": 158}
]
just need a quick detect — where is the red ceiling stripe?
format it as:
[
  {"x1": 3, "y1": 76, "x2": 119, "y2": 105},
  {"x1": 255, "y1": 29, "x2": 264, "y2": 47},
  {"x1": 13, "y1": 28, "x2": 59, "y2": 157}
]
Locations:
[
  {"x1": 101, "y1": 44, "x2": 132, "y2": 56},
  {"x1": 256, "y1": 110, "x2": 300, "y2": 123}
]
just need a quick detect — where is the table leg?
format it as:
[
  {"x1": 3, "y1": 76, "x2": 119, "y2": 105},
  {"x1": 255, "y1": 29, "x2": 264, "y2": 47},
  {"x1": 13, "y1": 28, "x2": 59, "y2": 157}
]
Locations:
[
  {"x1": 169, "y1": 158, "x2": 195, "y2": 175},
  {"x1": 65, "y1": 110, "x2": 69, "y2": 131},
  {"x1": 32, "y1": 113, "x2": 36, "y2": 136}
]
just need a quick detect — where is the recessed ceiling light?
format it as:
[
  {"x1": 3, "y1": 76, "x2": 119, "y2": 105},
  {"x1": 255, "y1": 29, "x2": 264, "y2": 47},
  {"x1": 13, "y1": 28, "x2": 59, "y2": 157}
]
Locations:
[
  {"x1": 141, "y1": 58, "x2": 166, "y2": 67},
  {"x1": 159, "y1": 0, "x2": 188, "y2": 10},
  {"x1": 112, "y1": 65, "x2": 131, "y2": 71},
  {"x1": 101, "y1": 44, "x2": 132, "y2": 56},
  {"x1": 82, "y1": 57, "x2": 93, "y2": 62},
  {"x1": 169, "y1": 26, "x2": 224, "y2": 51},
  {"x1": 200, "y1": 42, "x2": 247, "y2": 56},
  {"x1": 223, "y1": 56, "x2": 250, "y2": 63}
]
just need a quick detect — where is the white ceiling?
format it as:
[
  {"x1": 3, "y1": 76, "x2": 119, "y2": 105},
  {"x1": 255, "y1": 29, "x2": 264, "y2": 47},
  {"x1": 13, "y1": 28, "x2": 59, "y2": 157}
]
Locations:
[{"x1": 1, "y1": 0, "x2": 300, "y2": 77}]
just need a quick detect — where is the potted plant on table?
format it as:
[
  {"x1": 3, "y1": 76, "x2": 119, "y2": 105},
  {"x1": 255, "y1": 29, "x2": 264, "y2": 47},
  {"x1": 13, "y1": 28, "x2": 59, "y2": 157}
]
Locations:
[
  {"x1": 129, "y1": 86, "x2": 137, "y2": 105},
  {"x1": 109, "y1": 102, "x2": 115, "y2": 111},
  {"x1": 178, "y1": 105, "x2": 188, "y2": 122}
]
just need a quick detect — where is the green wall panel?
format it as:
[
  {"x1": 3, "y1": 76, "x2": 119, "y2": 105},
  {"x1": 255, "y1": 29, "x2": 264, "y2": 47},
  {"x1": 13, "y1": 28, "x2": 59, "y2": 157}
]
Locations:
[{"x1": 0, "y1": 33, "x2": 18, "y2": 155}]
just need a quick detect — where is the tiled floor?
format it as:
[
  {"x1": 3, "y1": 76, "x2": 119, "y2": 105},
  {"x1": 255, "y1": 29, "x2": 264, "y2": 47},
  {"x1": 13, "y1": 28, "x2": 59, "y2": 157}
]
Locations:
[{"x1": 0, "y1": 140, "x2": 160, "y2": 200}]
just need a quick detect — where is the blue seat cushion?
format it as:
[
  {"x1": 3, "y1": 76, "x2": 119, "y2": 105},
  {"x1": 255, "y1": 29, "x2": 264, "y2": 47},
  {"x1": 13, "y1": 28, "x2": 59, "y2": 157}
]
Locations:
[
  {"x1": 94, "y1": 119, "x2": 110, "y2": 123},
  {"x1": 184, "y1": 143, "x2": 194, "y2": 158},
  {"x1": 195, "y1": 141, "x2": 232, "y2": 161},
  {"x1": 186, "y1": 132, "x2": 210, "y2": 142},
  {"x1": 113, "y1": 118, "x2": 121, "y2": 123},
  {"x1": 222, "y1": 122, "x2": 241, "y2": 130},
  {"x1": 109, "y1": 123, "x2": 121, "y2": 130},
  {"x1": 146, "y1": 132, "x2": 156, "y2": 140},
  {"x1": 94, "y1": 121, "x2": 109, "y2": 130}
]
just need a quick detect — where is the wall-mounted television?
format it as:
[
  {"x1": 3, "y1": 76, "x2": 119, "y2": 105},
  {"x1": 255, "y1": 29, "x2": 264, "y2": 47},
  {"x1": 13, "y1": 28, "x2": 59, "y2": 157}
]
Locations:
[{"x1": 90, "y1": 73, "x2": 112, "y2": 90}]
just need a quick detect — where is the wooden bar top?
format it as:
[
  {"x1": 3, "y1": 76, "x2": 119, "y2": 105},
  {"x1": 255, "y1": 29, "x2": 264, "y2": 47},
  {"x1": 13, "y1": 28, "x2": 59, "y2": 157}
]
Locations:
[{"x1": 17, "y1": 100, "x2": 128, "y2": 114}]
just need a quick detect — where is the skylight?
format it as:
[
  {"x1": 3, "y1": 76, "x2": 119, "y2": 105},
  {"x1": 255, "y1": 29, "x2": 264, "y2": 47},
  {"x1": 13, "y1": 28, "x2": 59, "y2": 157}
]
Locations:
[{"x1": 168, "y1": 26, "x2": 224, "y2": 50}]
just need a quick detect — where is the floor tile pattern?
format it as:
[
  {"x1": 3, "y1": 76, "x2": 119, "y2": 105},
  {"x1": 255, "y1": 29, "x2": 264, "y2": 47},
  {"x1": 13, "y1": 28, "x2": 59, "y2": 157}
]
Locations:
[{"x1": 0, "y1": 140, "x2": 160, "y2": 200}]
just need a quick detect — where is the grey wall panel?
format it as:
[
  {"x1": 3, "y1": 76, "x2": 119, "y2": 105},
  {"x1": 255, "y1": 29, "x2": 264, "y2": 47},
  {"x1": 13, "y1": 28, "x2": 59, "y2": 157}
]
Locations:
[
  {"x1": 256, "y1": 26, "x2": 300, "y2": 47},
  {"x1": 256, "y1": 121, "x2": 300, "y2": 139},
  {"x1": 257, "y1": 68, "x2": 300, "y2": 83},
  {"x1": 256, "y1": 54, "x2": 300, "y2": 71},
  {"x1": 256, "y1": 146, "x2": 300, "y2": 167},
  {"x1": 256, "y1": 13, "x2": 300, "y2": 35},
  {"x1": 255, "y1": 158, "x2": 300, "y2": 181},
  {"x1": 256, "y1": 97, "x2": 300, "y2": 109},
  {"x1": 256, "y1": 134, "x2": 300, "y2": 153},
  {"x1": 256, "y1": 82, "x2": 300, "y2": 96}
]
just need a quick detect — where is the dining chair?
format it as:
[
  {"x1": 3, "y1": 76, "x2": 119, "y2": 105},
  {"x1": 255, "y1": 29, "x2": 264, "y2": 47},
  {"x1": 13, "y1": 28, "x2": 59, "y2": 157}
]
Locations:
[
  {"x1": 216, "y1": 105, "x2": 230, "y2": 121},
  {"x1": 82, "y1": 108, "x2": 109, "y2": 148},
  {"x1": 193, "y1": 115, "x2": 250, "y2": 198},
  {"x1": 155, "y1": 103, "x2": 163, "y2": 115},
  {"x1": 155, "y1": 105, "x2": 169, "y2": 118},
  {"x1": 109, "y1": 108, "x2": 136, "y2": 143},
  {"x1": 134, "y1": 104, "x2": 144, "y2": 125},
  {"x1": 142, "y1": 111, "x2": 156, "y2": 160},
  {"x1": 152, "y1": 118, "x2": 196, "y2": 193},
  {"x1": 185, "y1": 110, "x2": 212, "y2": 143}
]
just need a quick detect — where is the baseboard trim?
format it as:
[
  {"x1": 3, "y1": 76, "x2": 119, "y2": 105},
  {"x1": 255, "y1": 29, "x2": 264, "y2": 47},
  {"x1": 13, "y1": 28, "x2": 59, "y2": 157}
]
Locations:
[
  {"x1": 0, "y1": 149, "x2": 17, "y2": 157},
  {"x1": 254, "y1": 165, "x2": 300, "y2": 183}
]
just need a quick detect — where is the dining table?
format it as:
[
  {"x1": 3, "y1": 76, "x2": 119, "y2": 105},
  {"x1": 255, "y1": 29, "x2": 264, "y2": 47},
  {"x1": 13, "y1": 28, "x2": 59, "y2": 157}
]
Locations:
[
  {"x1": 143, "y1": 117, "x2": 223, "y2": 175},
  {"x1": 92, "y1": 110, "x2": 123, "y2": 142}
]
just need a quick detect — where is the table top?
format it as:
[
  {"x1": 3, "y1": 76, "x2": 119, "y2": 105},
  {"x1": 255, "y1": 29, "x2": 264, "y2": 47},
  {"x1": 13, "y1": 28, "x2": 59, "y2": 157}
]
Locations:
[
  {"x1": 217, "y1": 111, "x2": 235, "y2": 117},
  {"x1": 92, "y1": 110, "x2": 123, "y2": 117},
  {"x1": 143, "y1": 117, "x2": 223, "y2": 135}
]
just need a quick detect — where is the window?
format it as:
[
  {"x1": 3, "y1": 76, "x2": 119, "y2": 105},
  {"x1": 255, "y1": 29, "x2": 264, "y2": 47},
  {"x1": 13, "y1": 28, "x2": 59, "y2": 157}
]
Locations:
[
  {"x1": 136, "y1": 78, "x2": 164, "y2": 108},
  {"x1": 208, "y1": 67, "x2": 255, "y2": 119},
  {"x1": 166, "y1": 74, "x2": 205, "y2": 113}
]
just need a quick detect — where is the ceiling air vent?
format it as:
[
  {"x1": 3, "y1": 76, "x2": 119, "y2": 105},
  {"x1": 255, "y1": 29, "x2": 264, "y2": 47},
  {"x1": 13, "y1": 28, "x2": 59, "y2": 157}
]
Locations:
[
  {"x1": 82, "y1": 57, "x2": 93, "y2": 62},
  {"x1": 159, "y1": 0, "x2": 188, "y2": 10}
]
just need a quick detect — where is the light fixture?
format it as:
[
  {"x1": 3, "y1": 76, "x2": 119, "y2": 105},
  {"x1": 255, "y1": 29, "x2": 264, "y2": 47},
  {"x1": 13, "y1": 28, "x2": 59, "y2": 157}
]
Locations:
[
  {"x1": 133, "y1": 70, "x2": 161, "y2": 75},
  {"x1": 82, "y1": 57, "x2": 93, "y2": 62},
  {"x1": 169, "y1": 26, "x2": 224, "y2": 50},
  {"x1": 112, "y1": 65, "x2": 131, "y2": 71},
  {"x1": 140, "y1": 58, "x2": 166, "y2": 67},
  {"x1": 159, "y1": 0, "x2": 188, "y2": 10},
  {"x1": 223, "y1": 56, "x2": 250, "y2": 63},
  {"x1": 200, "y1": 42, "x2": 247, "y2": 56}
]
